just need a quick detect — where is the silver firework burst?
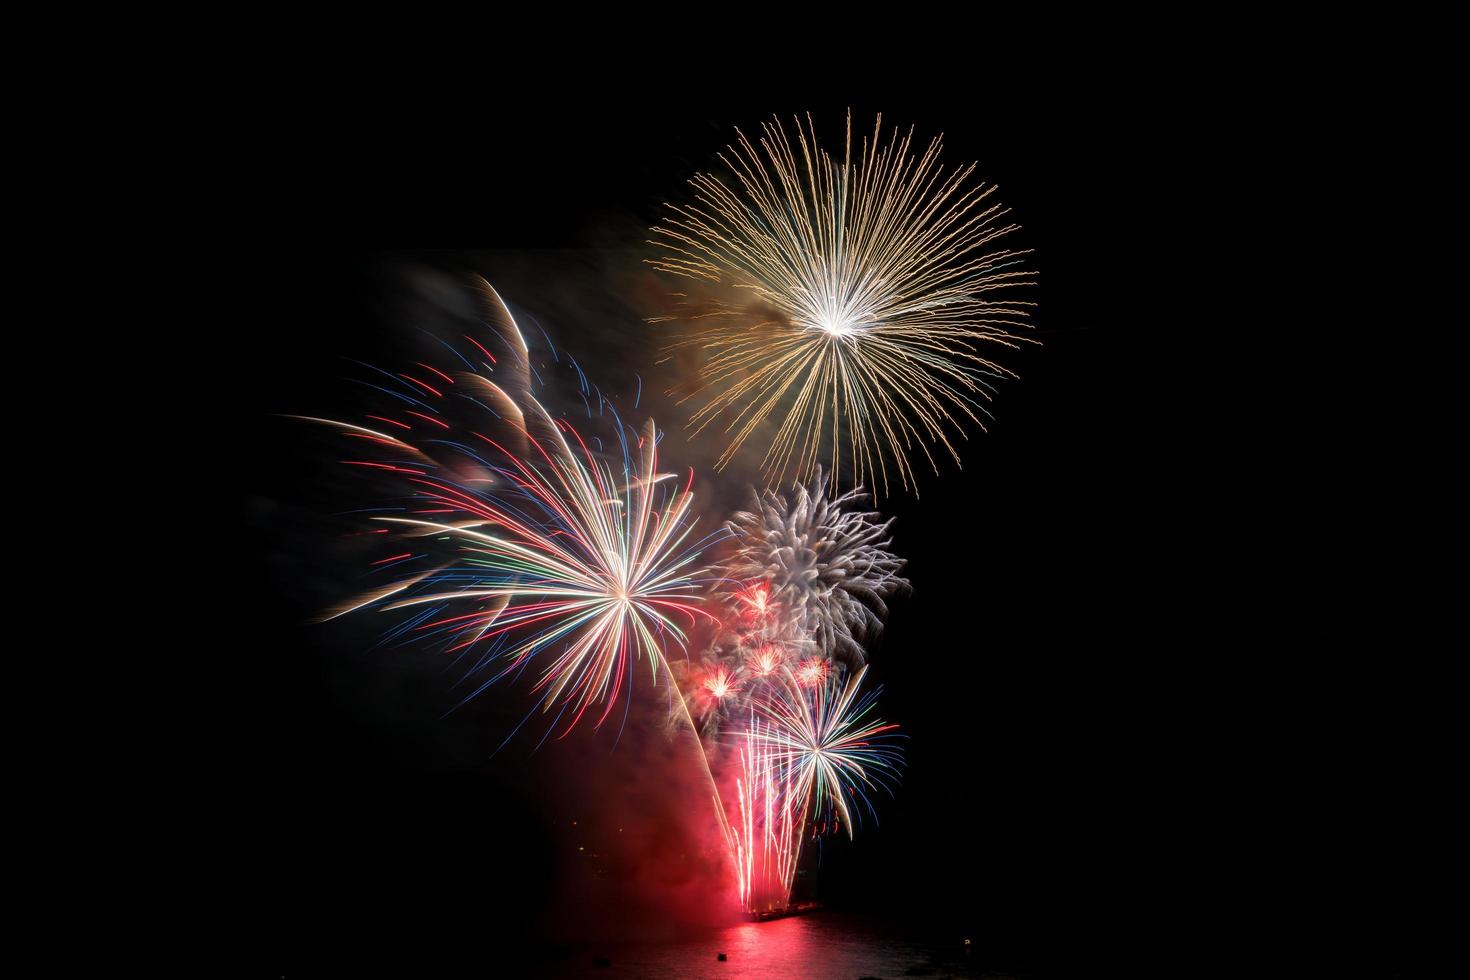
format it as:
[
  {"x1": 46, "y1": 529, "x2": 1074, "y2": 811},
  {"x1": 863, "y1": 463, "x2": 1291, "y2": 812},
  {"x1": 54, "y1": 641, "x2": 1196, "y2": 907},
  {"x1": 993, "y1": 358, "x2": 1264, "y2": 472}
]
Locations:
[{"x1": 724, "y1": 467, "x2": 908, "y2": 664}]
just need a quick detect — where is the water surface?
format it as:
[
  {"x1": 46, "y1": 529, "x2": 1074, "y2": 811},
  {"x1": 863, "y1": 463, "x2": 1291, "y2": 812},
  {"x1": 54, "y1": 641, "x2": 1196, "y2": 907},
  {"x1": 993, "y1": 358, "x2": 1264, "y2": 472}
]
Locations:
[{"x1": 528, "y1": 913, "x2": 1007, "y2": 979}]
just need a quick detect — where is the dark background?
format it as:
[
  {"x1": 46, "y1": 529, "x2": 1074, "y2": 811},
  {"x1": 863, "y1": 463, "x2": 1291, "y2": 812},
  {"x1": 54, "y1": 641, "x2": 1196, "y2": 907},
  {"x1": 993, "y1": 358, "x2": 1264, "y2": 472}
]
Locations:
[{"x1": 229, "y1": 79, "x2": 1421, "y2": 977}]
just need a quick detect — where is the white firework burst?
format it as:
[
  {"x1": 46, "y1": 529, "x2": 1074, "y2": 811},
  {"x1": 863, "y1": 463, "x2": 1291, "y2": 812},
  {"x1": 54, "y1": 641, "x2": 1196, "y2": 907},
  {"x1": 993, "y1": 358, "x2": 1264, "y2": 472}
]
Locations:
[{"x1": 724, "y1": 467, "x2": 908, "y2": 663}]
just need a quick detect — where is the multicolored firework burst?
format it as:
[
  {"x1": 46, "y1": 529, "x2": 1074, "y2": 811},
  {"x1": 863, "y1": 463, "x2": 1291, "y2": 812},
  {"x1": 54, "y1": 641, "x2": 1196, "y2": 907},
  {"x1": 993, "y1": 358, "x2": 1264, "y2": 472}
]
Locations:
[
  {"x1": 650, "y1": 112, "x2": 1037, "y2": 495},
  {"x1": 726, "y1": 467, "x2": 908, "y2": 664},
  {"x1": 371, "y1": 416, "x2": 708, "y2": 734},
  {"x1": 749, "y1": 665, "x2": 904, "y2": 839},
  {"x1": 309, "y1": 279, "x2": 715, "y2": 737},
  {"x1": 725, "y1": 662, "x2": 904, "y2": 911}
]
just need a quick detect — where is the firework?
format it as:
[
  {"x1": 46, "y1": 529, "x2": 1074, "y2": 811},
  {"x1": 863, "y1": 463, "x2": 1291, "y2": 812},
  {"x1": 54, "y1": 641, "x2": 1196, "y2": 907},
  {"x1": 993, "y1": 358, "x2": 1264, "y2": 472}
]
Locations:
[
  {"x1": 746, "y1": 643, "x2": 784, "y2": 678},
  {"x1": 725, "y1": 663, "x2": 903, "y2": 910},
  {"x1": 312, "y1": 279, "x2": 713, "y2": 736},
  {"x1": 749, "y1": 664, "x2": 904, "y2": 840},
  {"x1": 733, "y1": 581, "x2": 776, "y2": 623},
  {"x1": 302, "y1": 273, "x2": 912, "y2": 917},
  {"x1": 734, "y1": 718, "x2": 805, "y2": 912},
  {"x1": 793, "y1": 658, "x2": 830, "y2": 687},
  {"x1": 377, "y1": 418, "x2": 708, "y2": 734},
  {"x1": 689, "y1": 660, "x2": 745, "y2": 737},
  {"x1": 650, "y1": 112, "x2": 1037, "y2": 495},
  {"x1": 703, "y1": 664, "x2": 740, "y2": 701},
  {"x1": 726, "y1": 468, "x2": 908, "y2": 664}
]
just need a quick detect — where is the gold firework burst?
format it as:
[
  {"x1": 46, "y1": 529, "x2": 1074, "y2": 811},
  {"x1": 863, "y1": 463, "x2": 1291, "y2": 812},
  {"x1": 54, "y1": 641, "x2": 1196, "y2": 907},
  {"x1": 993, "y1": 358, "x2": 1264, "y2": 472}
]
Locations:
[{"x1": 649, "y1": 112, "x2": 1037, "y2": 496}]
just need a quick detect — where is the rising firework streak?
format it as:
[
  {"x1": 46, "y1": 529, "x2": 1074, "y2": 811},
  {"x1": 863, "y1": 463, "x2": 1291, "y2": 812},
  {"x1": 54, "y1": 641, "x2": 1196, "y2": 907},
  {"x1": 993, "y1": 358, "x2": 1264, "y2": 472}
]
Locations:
[{"x1": 727, "y1": 664, "x2": 904, "y2": 911}]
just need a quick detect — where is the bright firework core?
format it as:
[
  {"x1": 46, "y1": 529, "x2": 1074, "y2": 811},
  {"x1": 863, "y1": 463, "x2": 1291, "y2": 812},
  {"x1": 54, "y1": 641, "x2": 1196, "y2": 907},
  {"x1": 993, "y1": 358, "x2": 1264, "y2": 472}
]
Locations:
[
  {"x1": 705, "y1": 669, "x2": 734, "y2": 699},
  {"x1": 740, "y1": 583, "x2": 773, "y2": 617},
  {"x1": 749, "y1": 646, "x2": 782, "y2": 676},
  {"x1": 795, "y1": 658, "x2": 830, "y2": 686},
  {"x1": 810, "y1": 314, "x2": 861, "y2": 338}
]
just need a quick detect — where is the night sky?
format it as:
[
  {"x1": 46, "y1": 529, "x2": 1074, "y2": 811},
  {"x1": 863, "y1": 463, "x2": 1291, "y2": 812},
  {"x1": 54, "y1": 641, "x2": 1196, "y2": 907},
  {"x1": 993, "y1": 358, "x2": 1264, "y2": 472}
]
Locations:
[{"x1": 231, "y1": 80, "x2": 1418, "y2": 977}]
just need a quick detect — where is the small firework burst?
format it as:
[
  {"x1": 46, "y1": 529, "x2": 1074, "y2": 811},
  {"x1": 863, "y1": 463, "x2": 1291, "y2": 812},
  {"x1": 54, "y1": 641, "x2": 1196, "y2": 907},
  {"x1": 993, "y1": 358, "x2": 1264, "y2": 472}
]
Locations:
[
  {"x1": 703, "y1": 664, "x2": 740, "y2": 701},
  {"x1": 747, "y1": 644, "x2": 784, "y2": 677},
  {"x1": 734, "y1": 581, "x2": 777, "y2": 622},
  {"x1": 749, "y1": 665, "x2": 905, "y2": 838},
  {"x1": 794, "y1": 658, "x2": 831, "y2": 687},
  {"x1": 726, "y1": 468, "x2": 908, "y2": 664}
]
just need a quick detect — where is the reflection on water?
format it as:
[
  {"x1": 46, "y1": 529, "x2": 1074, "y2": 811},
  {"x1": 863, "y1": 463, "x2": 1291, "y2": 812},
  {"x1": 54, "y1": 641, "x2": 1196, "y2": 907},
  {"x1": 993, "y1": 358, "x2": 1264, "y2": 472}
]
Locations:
[{"x1": 533, "y1": 913, "x2": 1000, "y2": 979}]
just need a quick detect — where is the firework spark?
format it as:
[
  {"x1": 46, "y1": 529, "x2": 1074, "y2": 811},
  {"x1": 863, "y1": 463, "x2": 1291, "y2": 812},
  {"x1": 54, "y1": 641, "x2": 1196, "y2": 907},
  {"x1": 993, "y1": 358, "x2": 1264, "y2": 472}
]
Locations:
[
  {"x1": 726, "y1": 468, "x2": 908, "y2": 664},
  {"x1": 650, "y1": 112, "x2": 1037, "y2": 495},
  {"x1": 724, "y1": 663, "x2": 903, "y2": 911},
  {"x1": 734, "y1": 719, "x2": 804, "y2": 912},
  {"x1": 703, "y1": 664, "x2": 740, "y2": 701},
  {"x1": 746, "y1": 644, "x2": 784, "y2": 677},
  {"x1": 734, "y1": 581, "x2": 776, "y2": 622},
  {"x1": 793, "y1": 658, "x2": 830, "y2": 687},
  {"x1": 749, "y1": 664, "x2": 904, "y2": 840},
  {"x1": 374, "y1": 417, "x2": 708, "y2": 734},
  {"x1": 312, "y1": 279, "x2": 714, "y2": 736}
]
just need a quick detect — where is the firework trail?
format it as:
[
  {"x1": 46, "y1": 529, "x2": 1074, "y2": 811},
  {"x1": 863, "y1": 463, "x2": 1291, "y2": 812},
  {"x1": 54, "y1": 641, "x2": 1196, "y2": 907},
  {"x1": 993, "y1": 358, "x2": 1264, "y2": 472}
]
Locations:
[
  {"x1": 726, "y1": 467, "x2": 908, "y2": 666},
  {"x1": 735, "y1": 718, "x2": 803, "y2": 912},
  {"x1": 650, "y1": 112, "x2": 1037, "y2": 496},
  {"x1": 749, "y1": 664, "x2": 904, "y2": 840},
  {"x1": 725, "y1": 664, "x2": 904, "y2": 910}
]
